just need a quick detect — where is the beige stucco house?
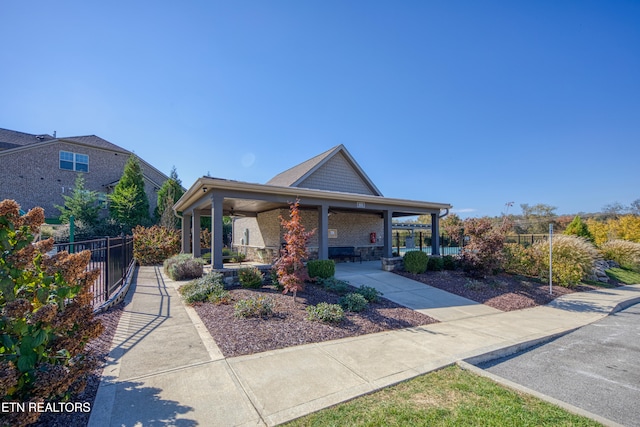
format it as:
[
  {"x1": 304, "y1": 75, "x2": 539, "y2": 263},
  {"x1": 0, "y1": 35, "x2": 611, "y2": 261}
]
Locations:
[{"x1": 174, "y1": 145, "x2": 451, "y2": 269}]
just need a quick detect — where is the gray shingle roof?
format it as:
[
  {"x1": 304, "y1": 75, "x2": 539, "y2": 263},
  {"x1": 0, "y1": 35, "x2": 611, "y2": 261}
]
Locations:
[
  {"x1": 266, "y1": 145, "x2": 341, "y2": 187},
  {"x1": 0, "y1": 128, "x2": 54, "y2": 150},
  {"x1": 60, "y1": 135, "x2": 129, "y2": 153}
]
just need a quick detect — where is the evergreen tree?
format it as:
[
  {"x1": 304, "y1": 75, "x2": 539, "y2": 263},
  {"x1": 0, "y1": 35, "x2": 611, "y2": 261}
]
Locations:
[
  {"x1": 564, "y1": 215, "x2": 594, "y2": 242},
  {"x1": 109, "y1": 155, "x2": 150, "y2": 232},
  {"x1": 154, "y1": 166, "x2": 185, "y2": 228},
  {"x1": 54, "y1": 174, "x2": 101, "y2": 225}
]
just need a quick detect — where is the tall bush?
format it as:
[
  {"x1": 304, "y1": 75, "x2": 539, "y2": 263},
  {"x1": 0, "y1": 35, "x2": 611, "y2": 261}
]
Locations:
[
  {"x1": 460, "y1": 216, "x2": 512, "y2": 277},
  {"x1": 0, "y1": 200, "x2": 103, "y2": 427},
  {"x1": 133, "y1": 225, "x2": 181, "y2": 265},
  {"x1": 531, "y1": 235, "x2": 599, "y2": 288},
  {"x1": 563, "y1": 215, "x2": 593, "y2": 242},
  {"x1": 600, "y1": 240, "x2": 640, "y2": 272}
]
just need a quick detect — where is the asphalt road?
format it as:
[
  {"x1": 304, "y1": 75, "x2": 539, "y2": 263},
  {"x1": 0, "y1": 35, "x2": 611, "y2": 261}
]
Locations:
[{"x1": 478, "y1": 303, "x2": 640, "y2": 427}]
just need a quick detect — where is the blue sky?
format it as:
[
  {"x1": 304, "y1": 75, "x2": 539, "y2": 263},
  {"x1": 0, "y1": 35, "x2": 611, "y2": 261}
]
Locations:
[{"x1": 1, "y1": 1, "x2": 639, "y2": 218}]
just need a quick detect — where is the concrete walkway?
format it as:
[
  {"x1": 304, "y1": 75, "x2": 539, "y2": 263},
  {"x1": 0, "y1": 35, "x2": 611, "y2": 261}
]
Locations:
[{"x1": 90, "y1": 264, "x2": 640, "y2": 426}]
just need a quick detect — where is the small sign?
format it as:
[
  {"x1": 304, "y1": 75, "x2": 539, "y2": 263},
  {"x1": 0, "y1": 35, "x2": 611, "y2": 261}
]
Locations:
[
  {"x1": 356, "y1": 202, "x2": 366, "y2": 208},
  {"x1": 328, "y1": 229, "x2": 338, "y2": 238}
]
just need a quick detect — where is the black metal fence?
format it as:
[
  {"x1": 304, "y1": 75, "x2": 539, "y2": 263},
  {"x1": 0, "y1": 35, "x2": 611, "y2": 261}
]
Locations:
[
  {"x1": 393, "y1": 231, "x2": 549, "y2": 256},
  {"x1": 53, "y1": 236, "x2": 135, "y2": 309}
]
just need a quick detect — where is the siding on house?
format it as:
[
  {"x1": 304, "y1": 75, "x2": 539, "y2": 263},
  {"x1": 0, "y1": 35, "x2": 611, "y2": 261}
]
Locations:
[{"x1": 297, "y1": 152, "x2": 376, "y2": 195}]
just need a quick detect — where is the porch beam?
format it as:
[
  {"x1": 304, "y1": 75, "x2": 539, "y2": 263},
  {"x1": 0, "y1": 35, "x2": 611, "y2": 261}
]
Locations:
[
  {"x1": 191, "y1": 210, "x2": 201, "y2": 258},
  {"x1": 181, "y1": 213, "x2": 191, "y2": 253},
  {"x1": 431, "y1": 213, "x2": 441, "y2": 256}
]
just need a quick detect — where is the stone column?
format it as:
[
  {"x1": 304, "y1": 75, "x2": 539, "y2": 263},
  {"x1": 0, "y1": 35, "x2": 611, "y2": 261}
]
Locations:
[
  {"x1": 211, "y1": 194, "x2": 224, "y2": 269},
  {"x1": 192, "y1": 210, "x2": 201, "y2": 258},
  {"x1": 431, "y1": 213, "x2": 440, "y2": 256},
  {"x1": 383, "y1": 210, "x2": 393, "y2": 258},
  {"x1": 317, "y1": 204, "x2": 329, "y2": 260},
  {"x1": 181, "y1": 213, "x2": 191, "y2": 253}
]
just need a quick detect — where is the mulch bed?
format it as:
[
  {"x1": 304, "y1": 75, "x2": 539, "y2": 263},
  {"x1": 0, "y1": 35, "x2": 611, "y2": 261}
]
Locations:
[
  {"x1": 395, "y1": 270, "x2": 605, "y2": 312},
  {"x1": 33, "y1": 302, "x2": 125, "y2": 427},
  {"x1": 192, "y1": 283, "x2": 438, "y2": 358}
]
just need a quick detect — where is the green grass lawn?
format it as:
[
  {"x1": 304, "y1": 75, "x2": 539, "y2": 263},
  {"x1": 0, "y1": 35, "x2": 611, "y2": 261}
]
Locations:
[
  {"x1": 606, "y1": 267, "x2": 640, "y2": 285},
  {"x1": 285, "y1": 365, "x2": 601, "y2": 427}
]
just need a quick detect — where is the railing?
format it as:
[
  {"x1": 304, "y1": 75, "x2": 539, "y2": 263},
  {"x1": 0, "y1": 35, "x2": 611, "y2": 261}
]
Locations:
[
  {"x1": 53, "y1": 236, "x2": 135, "y2": 309},
  {"x1": 394, "y1": 232, "x2": 549, "y2": 256}
]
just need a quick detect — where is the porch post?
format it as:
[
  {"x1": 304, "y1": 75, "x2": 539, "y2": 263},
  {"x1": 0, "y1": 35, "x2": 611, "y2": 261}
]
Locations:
[
  {"x1": 383, "y1": 210, "x2": 393, "y2": 258},
  {"x1": 192, "y1": 210, "x2": 201, "y2": 258},
  {"x1": 211, "y1": 194, "x2": 224, "y2": 269},
  {"x1": 318, "y1": 204, "x2": 329, "y2": 260},
  {"x1": 431, "y1": 213, "x2": 441, "y2": 256},
  {"x1": 182, "y1": 213, "x2": 191, "y2": 253}
]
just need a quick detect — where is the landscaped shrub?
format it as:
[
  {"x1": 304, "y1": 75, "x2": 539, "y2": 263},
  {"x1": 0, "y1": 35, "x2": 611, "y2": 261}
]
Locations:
[
  {"x1": 232, "y1": 252, "x2": 246, "y2": 263},
  {"x1": 339, "y1": 292, "x2": 369, "y2": 312},
  {"x1": 403, "y1": 250, "x2": 428, "y2": 274},
  {"x1": 306, "y1": 302, "x2": 345, "y2": 323},
  {"x1": 442, "y1": 255, "x2": 457, "y2": 270},
  {"x1": 316, "y1": 277, "x2": 351, "y2": 295},
  {"x1": 427, "y1": 256, "x2": 444, "y2": 271},
  {"x1": 600, "y1": 240, "x2": 640, "y2": 272},
  {"x1": 563, "y1": 215, "x2": 594, "y2": 242},
  {"x1": 178, "y1": 272, "x2": 225, "y2": 304},
  {"x1": 503, "y1": 243, "x2": 538, "y2": 277},
  {"x1": 133, "y1": 225, "x2": 181, "y2": 265},
  {"x1": 270, "y1": 267, "x2": 284, "y2": 291},
  {"x1": 234, "y1": 296, "x2": 275, "y2": 318},
  {"x1": 459, "y1": 217, "x2": 512, "y2": 277},
  {"x1": 307, "y1": 259, "x2": 336, "y2": 279},
  {"x1": 0, "y1": 200, "x2": 103, "y2": 427},
  {"x1": 238, "y1": 266, "x2": 264, "y2": 288},
  {"x1": 356, "y1": 285, "x2": 382, "y2": 303},
  {"x1": 163, "y1": 253, "x2": 204, "y2": 280},
  {"x1": 531, "y1": 235, "x2": 599, "y2": 288}
]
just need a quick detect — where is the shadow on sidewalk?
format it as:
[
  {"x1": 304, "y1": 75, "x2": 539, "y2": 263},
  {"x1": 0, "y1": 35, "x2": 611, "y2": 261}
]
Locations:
[
  {"x1": 95, "y1": 376, "x2": 196, "y2": 427},
  {"x1": 106, "y1": 266, "x2": 172, "y2": 364}
]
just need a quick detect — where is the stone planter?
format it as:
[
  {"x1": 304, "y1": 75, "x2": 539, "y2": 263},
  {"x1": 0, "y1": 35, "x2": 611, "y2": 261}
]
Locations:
[{"x1": 381, "y1": 256, "x2": 403, "y2": 272}]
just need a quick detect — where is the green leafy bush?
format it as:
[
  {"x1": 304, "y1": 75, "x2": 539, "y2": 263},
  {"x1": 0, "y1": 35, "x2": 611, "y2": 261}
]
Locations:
[
  {"x1": 427, "y1": 256, "x2": 444, "y2": 271},
  {"x1": 0, "y1": 200, "x2": 103, "y2": 427},
  {"x1": 307, "y1": 259, "x2": 336, "y2": 279},
  {"x1": 531, "y1": 235, "x2": 599, "y2": 288},
  {"x1": 234, "y1": 296, "x2": 275, "y2": 318},
  {"x1": 232, "y1": 252, "x2": 246, "y2": 263},
  {"x1": 316, "y1": 277, "x2": 351, "y2": 295},
  {"x1": 133, "y1": 225, "x2": 181, "y2": 265},
  {"x1": 339, "y1": 292, "x2": 369, "y2": 312},
  {"x1": 238, "y1": 266, "x2": 264, "y2": 288},
  {"x1": 270, "y1": 267, "x2": 284, "y2": 291},
  {"x1": 403, "y1": 250, "x2": 428, "y2": 274},
  {"x1": 178, "y1": 272, "x2": 225, "y2": 304},
  {"x1": 600, "y1": 240, "x2": 640, "y2": 272},
  {"x1": 356, "y1": 285, "x2": 382, "y2": 303},
  {"x1": 503, "y1": 243, "x2": 538, "y2": 277},
  {"x1": 163, "y1": 253, "x2": 204, "y2": 281},
  {"x1": 442, "y1": 255, "x2": 457, "y2": 270},
  {"x1": 563, "y1": 215, "x2": 594, "y2": 242},
  {"x1": 306, "y1": 302, "x2": 345, "y2": 323}
]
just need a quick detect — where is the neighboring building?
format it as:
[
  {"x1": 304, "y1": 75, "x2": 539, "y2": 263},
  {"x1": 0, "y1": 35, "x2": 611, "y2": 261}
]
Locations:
[
  {"x1": 174, "y1": 145, "x2": 452, "y2": 269},
  {"x1": 0, "y1": 128, "x2": 170, "y2": 220}
]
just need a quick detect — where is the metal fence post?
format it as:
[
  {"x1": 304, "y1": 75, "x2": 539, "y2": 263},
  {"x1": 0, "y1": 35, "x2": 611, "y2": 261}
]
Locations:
[
  {"x1": 122, "y1": 234, "x2": 127, "y2": 288},
  {"x1": 104, "y1": 237, "x2": 110, "y2": 301}
]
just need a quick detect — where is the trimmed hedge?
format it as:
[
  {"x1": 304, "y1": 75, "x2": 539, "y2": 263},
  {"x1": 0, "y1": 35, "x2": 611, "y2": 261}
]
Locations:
[
  {"x1": 403, "y1": 250, "x2": 428, "y2": 274},
  {"x1": 307, "y1": 259, "x2": 336, "y2": 279}
]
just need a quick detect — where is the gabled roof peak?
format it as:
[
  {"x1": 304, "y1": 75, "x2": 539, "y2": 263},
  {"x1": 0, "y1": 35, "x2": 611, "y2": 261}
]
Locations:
[{"x1": 266, "y1": 144, "x2": 383, "y2": 196}]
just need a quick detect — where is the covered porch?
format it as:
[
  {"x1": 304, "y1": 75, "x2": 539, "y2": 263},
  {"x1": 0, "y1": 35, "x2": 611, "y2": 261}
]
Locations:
[{"x1": 174, "y1": 177, "x2": 451, "y2": 269}]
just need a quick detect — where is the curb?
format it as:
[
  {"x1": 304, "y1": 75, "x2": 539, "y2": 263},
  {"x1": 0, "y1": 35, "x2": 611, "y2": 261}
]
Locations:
[
  {"x1": 457, "y1": 361, "x2": 624, "y2": 427},
  {"x1": 94, "y1": 260, "x2": 137, "y2": 313}
]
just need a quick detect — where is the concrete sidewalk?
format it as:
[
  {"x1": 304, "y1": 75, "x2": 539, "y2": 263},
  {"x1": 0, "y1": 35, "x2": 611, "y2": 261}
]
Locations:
[{"x1": 90, "y1": 265, "x2": 640, "y2": 426}]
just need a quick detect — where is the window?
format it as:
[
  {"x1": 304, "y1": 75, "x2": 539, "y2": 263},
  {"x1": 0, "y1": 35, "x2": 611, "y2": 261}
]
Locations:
[{"x1": 60, "y1": 151, "x2": 89, "y2": 172}]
